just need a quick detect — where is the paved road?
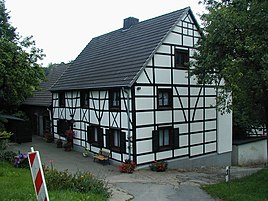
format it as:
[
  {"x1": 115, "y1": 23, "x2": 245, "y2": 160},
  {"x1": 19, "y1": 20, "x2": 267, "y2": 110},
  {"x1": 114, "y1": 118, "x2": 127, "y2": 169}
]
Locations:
[{"x1": 7, "y1": 136, "x2": 262, "y2": 201}]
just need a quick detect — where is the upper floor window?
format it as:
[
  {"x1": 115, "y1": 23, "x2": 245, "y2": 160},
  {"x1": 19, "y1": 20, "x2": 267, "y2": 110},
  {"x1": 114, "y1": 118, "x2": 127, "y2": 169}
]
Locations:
[
  {"x1": 175, "y1": 49, "x2": 189, "y2": 69},
  {"x1": 80, "y1": 91, "x2": 89, "y2": 108},
  {"x1": 109, "y1": 89, "x2": 120, "y2": 110},
  {"x1": 59, "y1": 92, "x2": 65, "y2": 107},
  {"x1": 158, "y1": 89, "x2": 172, "y2": 108}
]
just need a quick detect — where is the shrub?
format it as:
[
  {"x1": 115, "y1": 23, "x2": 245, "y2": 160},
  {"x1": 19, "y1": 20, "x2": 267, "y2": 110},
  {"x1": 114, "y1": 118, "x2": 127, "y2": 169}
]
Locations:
[
  {"x1": 118, "y1": 159, "x2": 136, "y2": 173},
  {"x1": 0, "y1": 150, "x2": 17, "y2": 163},
  {"x1": 0, "y1": 130, "x2": 13, "y2": 151},
  {"x1": 149, "y1": 160, "x2": 168, "y2": 172},
  {"x1": 44, "y1": 166, "x2": 110, "y2": 198},
  {"x1": 14, "y1": 153, "x2": 29, "y2": 168}
]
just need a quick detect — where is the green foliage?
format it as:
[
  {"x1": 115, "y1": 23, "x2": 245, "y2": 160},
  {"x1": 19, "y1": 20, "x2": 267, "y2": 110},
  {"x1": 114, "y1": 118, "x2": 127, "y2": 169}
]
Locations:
[
  {"x1": 0, "y1": 0, "x2": 45, "y2": 113},
  {"x1": 0, "y1": 130, "x2": 13, "y2": 139},
  {"x1": 44, "y1": 166, "x2": 110, "y2": 198},
  {"x1": 0, "y1": 162, "x2": 108, "y2": 201},
  {"x1": 203, "y1": 169, "x2": 268, "y2": 201},
  {"x1": 0, "y1": 130, "x2": 13, "y2": 150},
  {"x1": 192, "y1": 0, "x2": 268, "y2": 134},
  {"x1": 0, "y1": 150, "x2": 16, "y2": 163}
]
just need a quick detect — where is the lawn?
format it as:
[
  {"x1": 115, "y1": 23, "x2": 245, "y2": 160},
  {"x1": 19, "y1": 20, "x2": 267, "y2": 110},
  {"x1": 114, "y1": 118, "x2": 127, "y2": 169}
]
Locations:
[
  {"x1": 0, "y1": 161, "x2": 108, "y2": 201},
  {"x1": 203, "y1": 168, "x2": 268, "y2": 201}
]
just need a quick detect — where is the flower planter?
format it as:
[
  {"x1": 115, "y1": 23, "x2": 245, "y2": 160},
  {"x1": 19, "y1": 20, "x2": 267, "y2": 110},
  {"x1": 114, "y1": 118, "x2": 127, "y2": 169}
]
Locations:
[
  {"x1": 119, "y1": 160, "x2": 136, "y2": 173},
  {"x1": 149, "y1": 161, "x2": 168, "y2": 172}
]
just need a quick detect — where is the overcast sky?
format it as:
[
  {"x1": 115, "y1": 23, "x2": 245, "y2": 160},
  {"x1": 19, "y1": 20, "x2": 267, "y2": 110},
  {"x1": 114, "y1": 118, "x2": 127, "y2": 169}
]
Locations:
[{"x1": 5, "y1": 0, "x2": 206, "y2": 66}]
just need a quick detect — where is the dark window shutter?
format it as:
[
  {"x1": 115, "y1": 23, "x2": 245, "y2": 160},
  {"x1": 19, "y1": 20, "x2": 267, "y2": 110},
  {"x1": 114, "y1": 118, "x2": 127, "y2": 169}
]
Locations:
[
  {"x1": 106, "y1": 129, "x2": 111, "y2": 148},
  {"x1": 120, "y1": 131, "x2": 126, "y2": 153},
  {"x1": 152, "y1": 130, "x2": 159, "y2": 152},
  {"x1": 173, "y1": 128, "x2": 179, "y2": 149},
  {"x1": 97, "y1": 127, "x2": 104, "y2": 147},
  {"x1": 57, "y1": 120, "x2": 60, "y2": 134},
  {"x1": 87, "y1": 125, "x2": 93, "y2": 143}
]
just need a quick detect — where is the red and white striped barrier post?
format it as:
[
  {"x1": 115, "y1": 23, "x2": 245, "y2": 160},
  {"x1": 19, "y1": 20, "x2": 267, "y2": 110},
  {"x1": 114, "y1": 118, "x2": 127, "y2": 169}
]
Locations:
[{"x1": 28, "y1": 147, "x2": 49, "y2": 201}]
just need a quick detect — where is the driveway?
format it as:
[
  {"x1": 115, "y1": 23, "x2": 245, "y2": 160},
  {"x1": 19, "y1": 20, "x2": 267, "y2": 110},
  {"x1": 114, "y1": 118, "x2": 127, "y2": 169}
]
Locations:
[{"x1": 7, "y1": 136, "x2": 262, "y2": 201}]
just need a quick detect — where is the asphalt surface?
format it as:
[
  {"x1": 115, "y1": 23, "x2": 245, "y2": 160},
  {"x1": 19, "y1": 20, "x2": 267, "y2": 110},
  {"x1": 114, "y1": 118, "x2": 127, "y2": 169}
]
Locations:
[{"x1": 7, "y1": 136, "x2": 263, "y2": 201}]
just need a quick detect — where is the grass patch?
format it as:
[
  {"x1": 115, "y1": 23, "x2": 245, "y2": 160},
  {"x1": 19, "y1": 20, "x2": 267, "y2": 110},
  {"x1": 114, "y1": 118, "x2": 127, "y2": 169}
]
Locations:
[
  {"x1": 0, "y1": 161, "x2": 108, "y2": 201},
  {"x1": 203, "y1": 168, "x2": 268, "y2": 201}
]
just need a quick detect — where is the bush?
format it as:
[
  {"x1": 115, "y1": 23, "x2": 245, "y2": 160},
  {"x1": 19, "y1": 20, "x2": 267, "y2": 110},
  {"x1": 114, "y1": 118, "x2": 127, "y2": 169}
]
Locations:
[
  {"x1": 44, "y1": 166, "x2": 110, "y2": 198},
  {"x1": 14, "y1": 153, "x2": 29, "y2": 168},
  {"x1": 118, "y1": 159, "x2": 136, "y2": 173},
  {"x1": 0, "y1": 150, "x2": 17, "y2": 163},
  {"x1": 0, "y1": 130, "x2": 13, "y2": 151},
  {"x1": 149, "y1": 160, "x2": 168, "y2": 172}
]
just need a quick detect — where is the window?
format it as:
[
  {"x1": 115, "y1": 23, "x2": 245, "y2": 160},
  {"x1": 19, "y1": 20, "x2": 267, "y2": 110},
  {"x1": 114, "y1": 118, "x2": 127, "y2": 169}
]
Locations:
[
  {"x1": 80, "y1": 91, "x2": 89, "y2": 108},
  {"x1": 175, "y1": 49, "x2": 189, "y2": 68},
  {"x1": 158, "y1": 89, "x2": 172, "y2": 108},
  {"x1": 87, "y1": 125, "x2": 103, "y2": 147},
  {"x1": 106, "y1": 128, "x2": 126, "y2": 153},
  {"x1": 109, "y1": 90, "x2": 120, "y2": 110},
  {"x1": 159, "y1": 128, "x2": 170, "y2": 147},
  {"x1": 57, "y1": 119, "x2": 69, "y2": 136},
  {"x1": 152, "y1": 127, "x2": 179, "y2": 151},
  {"x1": 59, "y1": 92, "x2": 65, "y2": 107},
  {"x1": 112, "y1": 129, "x2": 120, "y2": 148}
]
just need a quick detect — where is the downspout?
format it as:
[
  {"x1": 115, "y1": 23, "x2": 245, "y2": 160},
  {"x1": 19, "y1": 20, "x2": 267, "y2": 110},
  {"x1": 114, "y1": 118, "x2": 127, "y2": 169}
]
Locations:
[
  {"x1": 47, "y1": 105, "x2": 53, "y2": 135},
  {"x1": 123, "y1": 87, "x2": 131, "y2": 160}
]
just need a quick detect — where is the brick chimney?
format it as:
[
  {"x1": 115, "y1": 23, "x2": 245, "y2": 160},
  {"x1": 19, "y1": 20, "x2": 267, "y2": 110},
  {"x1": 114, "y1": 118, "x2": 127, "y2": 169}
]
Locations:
[{"x1": 123, "y1": 17, "x2": 139, "y2": 30}]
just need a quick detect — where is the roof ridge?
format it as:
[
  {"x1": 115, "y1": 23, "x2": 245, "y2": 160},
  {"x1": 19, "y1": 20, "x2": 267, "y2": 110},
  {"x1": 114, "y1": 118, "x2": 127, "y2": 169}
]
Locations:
[{"x1": 50, "y1": 7, "x2": 195, "y2": 91}]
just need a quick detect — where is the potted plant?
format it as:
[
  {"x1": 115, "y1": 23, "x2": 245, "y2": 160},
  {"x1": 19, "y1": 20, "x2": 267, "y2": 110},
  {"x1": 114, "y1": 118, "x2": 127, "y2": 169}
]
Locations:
[
  {"x1": 149, "y1": 160, "x2": 168, "y2": 172},
  {"x1": 119, "y1": 159, "x2": 136, "y2": 173}
]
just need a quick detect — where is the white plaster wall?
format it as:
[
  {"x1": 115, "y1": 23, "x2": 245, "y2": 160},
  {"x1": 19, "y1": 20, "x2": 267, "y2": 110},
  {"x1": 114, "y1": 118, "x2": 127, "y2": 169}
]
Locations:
[
  {"x1": 156, "y1": 110, "x2": 172, "y2": 124},
  {"x1": 156, "y1": 150, "x2": 172, "y2": 160},
  {"x1": 217, "y1": 111, "x2": 232, "y2": 153},
  {"x1": 157, "y1": 44, "x2": 171, "y2": 54},
  {"x1": 174, "y1": 148, "x2": 188, "y2": 157},
  {"x1": 155, "y1": 68, "x2": 171, "y2": 84},
  {"x1": 137, "y1": 154, "x2": 154, "y2": 164},
  {"x1": 190, "y1": 145, "x2": 203, "y2": 156},
  {"x1": 136, "y1": 112, "x2": 154, "y2": 126},
  {"x1": 136, "y1": 127, "x2": 153, "y2": 139},
  {"x1": 233, "y1": 140, "x2": 267, "y2": 165},
  {"x1": 205, "y1": 143, "x2": 216, "y2": 153},
  {"x1": 183, "y1": 35, "x2": 193, "y2": 47},
  {"x1": 137, "y1": 140, "x2": 152, "y2": 154},
  {"x1": 173, "y1": 70, "x2": 188, "y2": 85},
  {"x1": 136, "y1": 97, "x2": 154, "y2": 110},
  {"x1": 154, "y1": 54, "x2": 171, "y2": 67},
  {"x1": 164, "y1": 32, "x2": 182, "y2": 45}
]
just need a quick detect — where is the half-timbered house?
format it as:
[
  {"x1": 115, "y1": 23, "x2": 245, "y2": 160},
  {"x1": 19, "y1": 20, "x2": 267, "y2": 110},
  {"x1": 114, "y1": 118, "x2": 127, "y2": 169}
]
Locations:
[{"x1": 50, "y1": 7, "x2": 232, "y2": 168}]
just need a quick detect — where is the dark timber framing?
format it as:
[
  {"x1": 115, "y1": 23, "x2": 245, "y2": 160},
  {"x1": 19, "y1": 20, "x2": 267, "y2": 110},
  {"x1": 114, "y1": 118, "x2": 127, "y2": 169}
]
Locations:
[{"x1": 51, "y1": 8, "x2": 230, "y2": 166}]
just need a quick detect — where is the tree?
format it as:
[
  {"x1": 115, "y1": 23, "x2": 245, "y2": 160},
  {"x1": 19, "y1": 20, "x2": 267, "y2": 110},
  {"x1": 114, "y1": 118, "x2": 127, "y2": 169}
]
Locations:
[
  {"x1": 192, "y1": 0, "x2": 268, "y2": 136},
  {"x1": 0, "y1": 0, "x2": 45, "y2": 113}
]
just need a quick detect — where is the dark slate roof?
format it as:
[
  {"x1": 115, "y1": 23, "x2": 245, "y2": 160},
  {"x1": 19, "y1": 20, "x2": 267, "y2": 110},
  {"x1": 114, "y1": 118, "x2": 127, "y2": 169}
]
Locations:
[
  {"x1": 51, "y1": 7, "x2": 191, "y2": 91},
  {"x1": 23, "y1": 63, "x2": 69, "y2": 106}
]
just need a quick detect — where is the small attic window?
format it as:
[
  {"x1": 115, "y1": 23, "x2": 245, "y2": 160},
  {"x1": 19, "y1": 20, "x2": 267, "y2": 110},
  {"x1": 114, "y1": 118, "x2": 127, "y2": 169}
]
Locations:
[
  {"x1": 175, "y1": 49, "x2": 189, "y2": 69},
  {"x1": 109, "y1": 89, "x2": 120, "y2": 110}
]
